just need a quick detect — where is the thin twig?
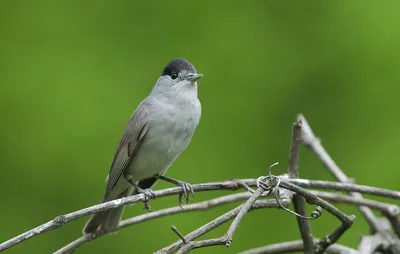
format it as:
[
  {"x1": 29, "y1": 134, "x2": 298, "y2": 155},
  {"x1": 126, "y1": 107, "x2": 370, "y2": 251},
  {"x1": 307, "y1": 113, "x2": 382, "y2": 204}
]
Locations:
[
  {"x1": 278, "y1": 179, "x2": 356, "y2": 253},
  {"x1": 175, "y1": 195, "x2": 291, "y2": 253},
  {"x1": 289, "y1": 118, "x2": 316, "y2": 253},
  {"x1": 158, "y1": 199, "x2": 291, "y2": 253},
  {"x1": 298, "y1": 114, "x2": 382, "y2": 233},
  {"x1": 256, "y1": 175, "x2": 355, "y2": 254},
  {"x1": 171, "y1": 226, "x2": 187, "y2": 244},
  {"x1": 285, "y1": 179, "x2": 400, "y2": 199},
  {"x1": 158, "y1": 205, "x2": 242, "y2": 254},
  {"x1": 281, "y1": 181, "x2": 356, "y2": 253},
  {"x1": 177, "y1": 237, "x2": 227, "y2": 254},
  {"x1": 225, "y1": 188, "x2": 265, "y2": 246},
  {"x1": 312, "y1": 191, "x2": 400, "y2": 215},
  {"x1": 175, "y1": 172, "x2": 290, "y2": 253},
  {"x1": 386, "y1": 212, "x2": 400, "y2": 237},
  {"x1": 278, "y1": 180, "x2": 356, "y2": 226},
  {"x1": 316, "y1": 190, "x2": 400, "y2": 242},
  {"x1": 288, "y1": 118, "x2": 302, "y2": 179},
  {"x1": 238, "y1": 240, "x2": 359, "y2": 254},
  {"x1": 358, "y1": 231, "x2": 400, "y2": 253},
  {"x1": 53, "y1": 234, "x2": 93, "y2": 254},
  {"x1": 293, "y1": 195, "x2": 316, "y2": 254}
]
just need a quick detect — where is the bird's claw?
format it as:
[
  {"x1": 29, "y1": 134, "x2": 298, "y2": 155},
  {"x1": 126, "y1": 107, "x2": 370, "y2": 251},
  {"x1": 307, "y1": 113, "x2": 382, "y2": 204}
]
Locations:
[
  {"x1": 137, "y1": 188, "x2": 155, "y2": 212},
  {"x1": 177, "y1": 181, "x2": 194, "y2": 208}
]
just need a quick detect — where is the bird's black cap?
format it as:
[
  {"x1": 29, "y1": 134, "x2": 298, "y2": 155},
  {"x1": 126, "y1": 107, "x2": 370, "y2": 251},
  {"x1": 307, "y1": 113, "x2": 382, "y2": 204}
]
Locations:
[{"x1": 162, "y1": 58, "x2": 197, "y2": 77}]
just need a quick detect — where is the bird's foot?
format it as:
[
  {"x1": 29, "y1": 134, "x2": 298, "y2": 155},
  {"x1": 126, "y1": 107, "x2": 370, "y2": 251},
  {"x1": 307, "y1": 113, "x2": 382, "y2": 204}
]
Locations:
[
  {"x1": 157, "y1": 175, "x2": 195, "y2": 208},
  {"x1": 126, "y1": 174, "x2": 156, "y2": 211},
  {"x1": 176, "y1": 181, "x2": 194, "y2": 208},
  {"x1": 136, "y1": 187, "x2": 155, "y2": 211}
]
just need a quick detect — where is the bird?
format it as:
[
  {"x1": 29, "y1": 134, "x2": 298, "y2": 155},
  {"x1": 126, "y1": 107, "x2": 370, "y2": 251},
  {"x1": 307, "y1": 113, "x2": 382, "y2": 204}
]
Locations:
[{"x1": 83, "y1": 58, "x2": 203, "y2": 235}]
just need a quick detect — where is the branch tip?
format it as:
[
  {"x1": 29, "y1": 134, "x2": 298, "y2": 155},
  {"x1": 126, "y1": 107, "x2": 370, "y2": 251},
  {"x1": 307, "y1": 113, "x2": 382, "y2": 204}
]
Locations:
[{"x1": 171, "y1": 225, "x2": 187, "y2": 244}]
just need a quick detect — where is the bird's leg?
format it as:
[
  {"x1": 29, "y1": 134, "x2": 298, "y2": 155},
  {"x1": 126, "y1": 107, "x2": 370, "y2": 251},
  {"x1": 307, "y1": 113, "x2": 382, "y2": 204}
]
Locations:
[
  {"x1": 158, "y1": 175, "x2": 194, "y2": 207},
  {"x1": 126, "y1": 175, "x2": 155, "y2": 211}
]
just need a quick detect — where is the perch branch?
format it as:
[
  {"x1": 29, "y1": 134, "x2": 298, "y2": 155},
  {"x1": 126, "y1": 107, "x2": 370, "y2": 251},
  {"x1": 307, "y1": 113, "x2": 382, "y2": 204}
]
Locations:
[
  {"x1": 1, "y1": 178, "x2": 398, "y2": 252},
  {"x1": 54, "y1": 192, "x2": 252, "y2": 254}
]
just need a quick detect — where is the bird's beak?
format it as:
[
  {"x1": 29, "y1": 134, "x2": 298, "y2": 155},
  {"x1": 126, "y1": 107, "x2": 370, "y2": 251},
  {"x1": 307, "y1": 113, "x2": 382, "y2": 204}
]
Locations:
[{"x1": 185, "y1": 73, "x2": 203, "y2": 82}]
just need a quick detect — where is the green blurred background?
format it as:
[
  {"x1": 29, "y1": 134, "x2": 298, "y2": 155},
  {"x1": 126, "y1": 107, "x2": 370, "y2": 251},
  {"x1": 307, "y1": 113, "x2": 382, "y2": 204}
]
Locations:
[{"x1": 1, "y1": 1, "x2": 399, "y2": 253}]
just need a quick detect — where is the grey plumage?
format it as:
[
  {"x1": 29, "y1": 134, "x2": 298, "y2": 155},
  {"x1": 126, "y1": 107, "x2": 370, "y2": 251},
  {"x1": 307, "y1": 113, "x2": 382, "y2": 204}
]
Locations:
[{"x1": 83, "y1": 58, "x2": 202, "y2": 234}]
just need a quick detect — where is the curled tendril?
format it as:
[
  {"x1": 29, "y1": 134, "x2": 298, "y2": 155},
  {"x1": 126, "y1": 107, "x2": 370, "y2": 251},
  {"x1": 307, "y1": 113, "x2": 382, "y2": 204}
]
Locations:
[
  {"x1": 256, "y1": 163, "x2": 323, "y2": 220},
  {"x1": 273, "y1": 189, "x2": 323, "y2": 220},
  {"x1": 311, "y1": 206, "x2": 323, "y2": 219},
  {"x1": 268, "y1": 162, "x2": 280, "y2": 179}
]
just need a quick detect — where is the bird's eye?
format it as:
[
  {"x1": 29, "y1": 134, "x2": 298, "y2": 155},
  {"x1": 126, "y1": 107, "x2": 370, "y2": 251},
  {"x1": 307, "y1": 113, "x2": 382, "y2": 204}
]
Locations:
[{"x1": 171, "y1": 73, "x2": 179, "y2": 80}]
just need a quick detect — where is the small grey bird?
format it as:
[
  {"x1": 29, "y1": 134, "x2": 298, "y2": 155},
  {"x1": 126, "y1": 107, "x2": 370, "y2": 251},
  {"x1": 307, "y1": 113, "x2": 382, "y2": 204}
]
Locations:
[{"x1": 83, "y1": 58, "x2": 202, "y2": 234}]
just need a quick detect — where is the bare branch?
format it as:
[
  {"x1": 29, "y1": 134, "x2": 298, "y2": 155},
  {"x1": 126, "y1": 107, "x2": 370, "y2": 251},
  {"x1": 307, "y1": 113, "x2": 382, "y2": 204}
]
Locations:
[
  {"x1": 157, "y1": 206, "x2": 242, "y2": 253},
  {"x1": 239, "y1": 240, "x2": 359, "y2": 254},
  {"x1": 359, "y1": 232, "x2": 400, "y2": 253},
  {"x1": 0, "y1": 182, "x2": 249, "y2": 252},
  {"x1": 1, "y1": 178, "x2": 398, "y2": 252},
  {"x1": 177, "y1": 237, "x2": 227, "y2": 254},
  {"x1": 312, "y1": 191, "x2": 400, "y2": 215},
  {"x1": 120, "y1": 192, "x2": 251, "y2": 228},
  {"x1": 288, "y1": 117, "x2": 316, "y2": 253},
  {"x1": 53, "y1": 234, "x2": 93, "y2": 254},
  {"x1": 255, "y1": 173, "x2": 355, "y2": 253},
  {"x1": 225, "y1": 188, "x2": 265, "y2": 246},
  {"x1": 317, "y1": 190, "x2": 400, "y2": 244},
  {"x1": 171, "y1": 226, "x2": 188, "y2": 244},
  {"x1": 288, "y1": 118, "x2": 302, "y2": 178},
  {"x1": 158, "y1": 199, "x2": 291, "y2": 253},
  {"x1": 171, "y1": 164, "x2": 291, "y2": 253},
  {"x1": 276, "y1": 179, "x2": 356, "y2": 253},
  {"x1": 313, "y1": 191, "x2": 400, "y2": 246},
  {"x1": 298, "y1": 114, "x2": 382, "y2": 232},
  {"x1": 54, "y1": 193, "x2": 252, "y2": 253},
  {"x1": 293, "y1": 195, "x2": 316, "y2": 253},
  {"x1": 386, "y1": 212, "x2": 400, "y2": 237},
  {"x1": 278, "y1": 180, "x2": 355, "y2": 226},
  {"x1": 285, "y1": 178, "x2": 400, "y2": 199}
]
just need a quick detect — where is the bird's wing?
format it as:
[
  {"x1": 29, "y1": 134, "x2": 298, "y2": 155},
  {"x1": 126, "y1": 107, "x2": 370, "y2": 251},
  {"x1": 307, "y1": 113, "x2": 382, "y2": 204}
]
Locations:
[{"x1": 104, "y1": 100, "x2": 151, "y2": 197}]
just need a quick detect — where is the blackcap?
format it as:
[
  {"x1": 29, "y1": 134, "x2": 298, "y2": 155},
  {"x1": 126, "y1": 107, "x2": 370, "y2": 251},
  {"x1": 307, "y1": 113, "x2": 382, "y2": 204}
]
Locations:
[{"x1": 83, "y1": 58, "x2": 202, "y2": 234}]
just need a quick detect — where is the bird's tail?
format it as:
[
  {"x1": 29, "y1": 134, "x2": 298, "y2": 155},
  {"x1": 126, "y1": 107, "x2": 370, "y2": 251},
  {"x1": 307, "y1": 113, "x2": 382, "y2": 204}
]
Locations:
[{"x1": 82, "y1": 187, "x2": 131, "y2": 235}]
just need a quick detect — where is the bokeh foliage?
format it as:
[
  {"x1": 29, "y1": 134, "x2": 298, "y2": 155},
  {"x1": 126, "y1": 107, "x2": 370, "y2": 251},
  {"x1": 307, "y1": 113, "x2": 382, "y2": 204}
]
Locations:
[{"x1": 1, "y1": 1, "x2": 399, "y2": 253}]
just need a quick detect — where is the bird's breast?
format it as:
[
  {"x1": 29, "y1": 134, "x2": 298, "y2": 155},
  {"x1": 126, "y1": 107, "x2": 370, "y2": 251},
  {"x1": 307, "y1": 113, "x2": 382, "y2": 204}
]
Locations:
[
  {"x1": 126, "y1": 98, "x2": 201, "y2": 181},
  {"x1": 149, "y1": 98, "x2": 201, "y2": 153}
]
